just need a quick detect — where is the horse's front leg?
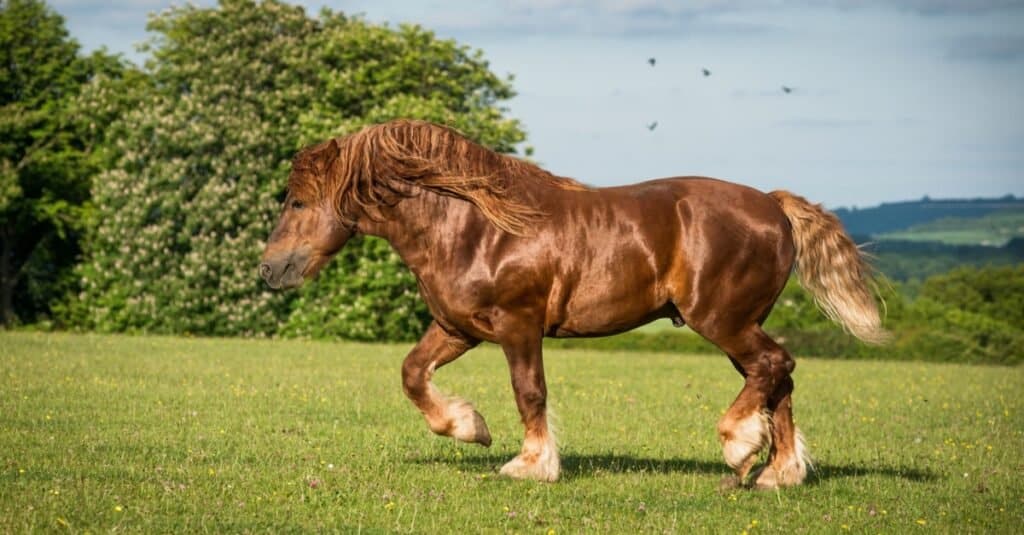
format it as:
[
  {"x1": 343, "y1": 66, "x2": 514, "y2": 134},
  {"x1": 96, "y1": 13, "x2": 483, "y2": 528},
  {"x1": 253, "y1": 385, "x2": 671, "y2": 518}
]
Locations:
[
  {"x1": 496, "y1": 324, "x2": 560, "y2": 482},
  {"x1": 402, "y1": 321, "x2": 490, "y2": 446}
]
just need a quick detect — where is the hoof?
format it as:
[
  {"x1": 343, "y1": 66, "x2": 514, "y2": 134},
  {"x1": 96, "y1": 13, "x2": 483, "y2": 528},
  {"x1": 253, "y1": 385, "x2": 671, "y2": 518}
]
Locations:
[
  {"x1": 499, "y1": 432, "x2": 560, "y2": 482},
  {"x1": 453, "y1": 409, "x2": 492, "y2": 447},
  {"x1": 499, "y1": 453, "x2": 560, "y2": 482},
  {"x1": 751, "y1": 462, "x2": 806, "y2": 489},
  {"x1": 751, "y1": 430, "x2": 811, "y2": 489},
  {"x1": 446, "y1": 400, "x2": 492, "y2": 447},
  {"x1": 750, "y1": 464, "x2": 780, "y2": 490}
]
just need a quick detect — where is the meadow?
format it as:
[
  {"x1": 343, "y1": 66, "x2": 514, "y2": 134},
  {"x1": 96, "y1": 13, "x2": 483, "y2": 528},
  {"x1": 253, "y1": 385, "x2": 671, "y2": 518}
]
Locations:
[{"x1": 1, "y1": 331, "x2": 1021, "y2": 533}]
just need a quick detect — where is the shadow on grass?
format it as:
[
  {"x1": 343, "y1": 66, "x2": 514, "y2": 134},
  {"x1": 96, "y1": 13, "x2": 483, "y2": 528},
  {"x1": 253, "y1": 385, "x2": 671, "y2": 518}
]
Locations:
[
  {"x1": 805, "y1": 463, "x2": 938, "y2": 485},
  {"x1": 410, "y1": 452, "x2": 939, "y2": 483}
]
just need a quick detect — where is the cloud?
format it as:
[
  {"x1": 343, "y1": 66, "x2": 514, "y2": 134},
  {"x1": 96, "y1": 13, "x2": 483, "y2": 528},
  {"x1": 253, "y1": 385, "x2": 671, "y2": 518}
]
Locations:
[
  {"x1": 730, "y1": 87, "x2": 843, "y2": 99},
  {"x1": 772, "y1": 116, "x2": 925, "y2": 131},
  {"x1": 50, "y1": 0, "x2": 168, "y2": 8},
  {"x1": 947, "y1": 35, "x2": 1024, "y2": 62},
  {"x1": 504, "y1": 0, "x2": 1024, "y2": 16},
  {"x1": 423, "y1": 0, "x2": 1024, "y2": 38},
  {"x1": 422, "y1": 0, "x2": 782, "y2": 37},
  {"x1": 859, "y1": 0, "x2": 1024, "y2": 15},
  {"x1": 773, "y1": 117, "x2": 874, "y2": 129}
]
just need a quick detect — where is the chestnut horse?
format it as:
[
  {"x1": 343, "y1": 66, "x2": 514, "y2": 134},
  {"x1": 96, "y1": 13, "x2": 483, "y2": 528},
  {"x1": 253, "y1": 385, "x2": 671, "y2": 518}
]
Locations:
[{"x1": 259, "y1": 119, "x2": 886, "y2": 488}]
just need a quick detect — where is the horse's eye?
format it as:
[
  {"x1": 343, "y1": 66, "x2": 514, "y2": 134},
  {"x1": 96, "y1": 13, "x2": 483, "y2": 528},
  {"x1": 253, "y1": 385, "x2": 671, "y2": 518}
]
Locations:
[{"x1": 290, "y1": 200, "x2": 305, "y2": 210}]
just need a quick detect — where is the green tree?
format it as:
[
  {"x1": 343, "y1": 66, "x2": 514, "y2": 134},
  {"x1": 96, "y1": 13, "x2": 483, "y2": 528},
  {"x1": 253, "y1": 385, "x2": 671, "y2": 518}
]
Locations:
[
  {"x1": 0, "y1": 0, "x2": 124, "y2": 326},
  {"x1": 283, "y1": 20, "x2": 524, "y2": 342},
  {"x1": 77, "y1": 0, "x2": 524, "y2": 338},
  {"x1": 918, "y1": 265, "x2": 1024, "y2": 329}
]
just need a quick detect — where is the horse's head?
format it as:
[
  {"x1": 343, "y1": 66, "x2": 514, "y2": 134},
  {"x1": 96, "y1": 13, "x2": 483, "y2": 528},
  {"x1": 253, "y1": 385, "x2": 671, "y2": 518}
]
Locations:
[{"x1": 259, "y1": 139, "x2": 353, "y2": 290}]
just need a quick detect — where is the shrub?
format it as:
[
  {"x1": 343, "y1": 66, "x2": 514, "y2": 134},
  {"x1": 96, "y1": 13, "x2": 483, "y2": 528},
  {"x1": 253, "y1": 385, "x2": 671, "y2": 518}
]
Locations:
[{"x1": 72, "y1": 0, "x2": 524, "y2": 337}]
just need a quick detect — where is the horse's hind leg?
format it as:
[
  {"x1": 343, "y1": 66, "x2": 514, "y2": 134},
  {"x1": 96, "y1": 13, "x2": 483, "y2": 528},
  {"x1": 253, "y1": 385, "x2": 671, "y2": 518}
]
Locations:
[
  {"x1": 751, "y1": 376, "x2": 811, "y2": 488},
  {"x1": 707, "y1": 326, "x2": 801, "y2": 487},
  {"x1": 401, "y1": 321, "x2": 491, "y2": 446}
]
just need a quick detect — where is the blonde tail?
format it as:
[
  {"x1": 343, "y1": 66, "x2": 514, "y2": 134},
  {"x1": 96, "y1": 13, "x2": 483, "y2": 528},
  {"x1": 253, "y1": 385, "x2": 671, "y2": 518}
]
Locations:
[{"x1": 769, "y1": 190, "x2": 890, "y2": 345}]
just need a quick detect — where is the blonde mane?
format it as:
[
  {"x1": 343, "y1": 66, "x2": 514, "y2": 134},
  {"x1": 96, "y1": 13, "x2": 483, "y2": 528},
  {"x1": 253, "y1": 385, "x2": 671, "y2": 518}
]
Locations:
[{"x1": 289, "y1": 119, "x2": 588, "y2": 235}]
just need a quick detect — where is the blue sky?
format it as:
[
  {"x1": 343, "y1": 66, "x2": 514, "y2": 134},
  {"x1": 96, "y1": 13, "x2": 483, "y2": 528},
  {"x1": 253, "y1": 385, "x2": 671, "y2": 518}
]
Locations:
[{"x1": 52, "y1": 0, "x2": 1024, "y2": 208}]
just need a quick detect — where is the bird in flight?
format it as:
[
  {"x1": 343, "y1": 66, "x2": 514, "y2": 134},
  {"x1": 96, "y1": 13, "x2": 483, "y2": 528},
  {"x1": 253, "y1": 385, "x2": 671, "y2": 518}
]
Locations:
[
  {"x1": 647, "y1": 121, "x2": 658, "y2": 131},
  {"x1": 782, "y1": 86, "x2": 793, "y2": 94},
  {"x1": 648, "y1": 57, "x2": 656, "y2": 66},
  {"x1": 702, "y1": 68, "x2": 711, "y2": 77}
]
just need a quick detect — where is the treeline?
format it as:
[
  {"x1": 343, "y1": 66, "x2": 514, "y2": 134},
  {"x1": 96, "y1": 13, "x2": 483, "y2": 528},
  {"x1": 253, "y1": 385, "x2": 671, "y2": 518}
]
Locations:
[
  {"x1": 2, "y1": 0, "x2": 515, "y2": 337},
  {"x1": 553, "y1": 265, "x2": 1024, "y2": 366}
]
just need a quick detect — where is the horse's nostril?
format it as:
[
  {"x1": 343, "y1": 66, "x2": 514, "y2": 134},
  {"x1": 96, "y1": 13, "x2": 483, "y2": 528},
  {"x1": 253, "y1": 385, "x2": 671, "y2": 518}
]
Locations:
[{"x1": 259, "y1": 263, "x2": 272, "y2": 280}]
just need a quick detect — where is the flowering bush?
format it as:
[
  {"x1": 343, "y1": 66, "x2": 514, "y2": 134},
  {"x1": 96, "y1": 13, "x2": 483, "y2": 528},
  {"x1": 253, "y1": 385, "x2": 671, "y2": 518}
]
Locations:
[{"x1": 74, "y1": 0, "x2": 524, "y2": 338}]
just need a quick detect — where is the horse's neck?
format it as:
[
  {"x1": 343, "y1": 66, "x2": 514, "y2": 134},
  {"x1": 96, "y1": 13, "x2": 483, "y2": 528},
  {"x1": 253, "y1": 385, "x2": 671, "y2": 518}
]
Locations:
[{"x1": 356, "y1": 190, "x2": 472, "y2": 271}]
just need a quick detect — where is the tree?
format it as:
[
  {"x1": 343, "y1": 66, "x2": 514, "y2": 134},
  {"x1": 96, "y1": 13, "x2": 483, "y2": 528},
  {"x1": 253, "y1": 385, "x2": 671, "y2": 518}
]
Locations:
[
  {"x1": 76, "y1": 0, "x2": 525, "y2": 338},
  {"x1": 918, "y1": 265, "x2": 1024, "y2": 330},
  {"x1": 283, "y1": 20, "x2": 525, "y2": 342},
  {"x1": 0, "y1": 0, "x2": 125, "y2": 326}
]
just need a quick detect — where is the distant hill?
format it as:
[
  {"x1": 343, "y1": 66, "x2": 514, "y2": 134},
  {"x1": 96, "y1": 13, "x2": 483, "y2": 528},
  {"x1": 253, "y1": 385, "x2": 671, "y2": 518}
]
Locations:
[
  {"x1": 833, "y1": 195, "x2": 1024, "y2": 280},
  {"x1": 874, "y1": 210, "x2": 1024, "y2": 247},
  {"x1": 862, "y1": 238, "x2": 1024, "y2": 281},
  {"x1": 834, "y1": 195, "x2": 1024, "y2": 236}
]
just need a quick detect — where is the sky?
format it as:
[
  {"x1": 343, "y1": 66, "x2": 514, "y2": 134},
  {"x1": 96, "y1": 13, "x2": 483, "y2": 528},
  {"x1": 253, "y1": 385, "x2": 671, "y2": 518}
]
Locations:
[{"x1": 51, "y1": 0, "x2": 1024, "y2": 208}]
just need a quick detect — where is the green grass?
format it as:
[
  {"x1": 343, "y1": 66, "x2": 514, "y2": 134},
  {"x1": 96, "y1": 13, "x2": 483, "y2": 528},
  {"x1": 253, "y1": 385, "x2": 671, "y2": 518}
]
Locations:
[{"x1": 2, "y1": 332, "x2": 1021, "y2": 533}]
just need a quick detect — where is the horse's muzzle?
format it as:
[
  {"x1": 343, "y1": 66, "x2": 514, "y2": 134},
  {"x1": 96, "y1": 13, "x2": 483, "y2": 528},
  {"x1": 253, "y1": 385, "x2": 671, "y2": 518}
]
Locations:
[{"x1": 259, "y1": 253, "x2": 307, "y2": 290}]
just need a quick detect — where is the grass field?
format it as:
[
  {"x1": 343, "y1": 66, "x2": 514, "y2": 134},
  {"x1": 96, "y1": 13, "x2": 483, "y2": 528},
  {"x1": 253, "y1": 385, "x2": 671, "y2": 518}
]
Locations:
[{"x1": 2, "y1": 332, "x2": 1022, "y2": 533}]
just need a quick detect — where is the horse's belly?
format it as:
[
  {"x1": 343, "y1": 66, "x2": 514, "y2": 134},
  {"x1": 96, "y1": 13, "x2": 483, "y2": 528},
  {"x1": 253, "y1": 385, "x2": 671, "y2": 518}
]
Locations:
[
  {"x1": 550, "y1": 307, "x2": 674, "y2": 338},
  {"x1": 545, "y1": 274, "x2": 676, "y2": 338}
]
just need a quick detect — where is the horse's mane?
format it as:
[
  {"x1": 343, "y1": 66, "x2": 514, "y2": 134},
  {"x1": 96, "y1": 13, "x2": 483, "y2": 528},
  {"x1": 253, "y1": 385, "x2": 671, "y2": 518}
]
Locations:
[{"x1": 289, "y1": 119, "x2": 588, "y2": 235}]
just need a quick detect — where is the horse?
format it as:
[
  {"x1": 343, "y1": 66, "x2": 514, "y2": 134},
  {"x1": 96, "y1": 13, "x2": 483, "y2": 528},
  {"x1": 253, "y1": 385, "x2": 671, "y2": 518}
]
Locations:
[{"x1": 259, "y1": 119, "x2": 887, "y2": 488}]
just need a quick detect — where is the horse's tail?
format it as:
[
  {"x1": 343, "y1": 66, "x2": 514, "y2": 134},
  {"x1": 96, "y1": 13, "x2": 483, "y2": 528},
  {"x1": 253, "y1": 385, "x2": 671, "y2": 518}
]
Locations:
[{"x1": 769, "y1": 190, "x2": 890, "y2": 345}]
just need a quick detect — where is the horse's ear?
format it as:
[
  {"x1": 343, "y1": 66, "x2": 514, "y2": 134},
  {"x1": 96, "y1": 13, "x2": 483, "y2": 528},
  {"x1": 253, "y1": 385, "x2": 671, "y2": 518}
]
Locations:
[{"x1": 321, "y1": 138, "x2": 342, "y2": 174}]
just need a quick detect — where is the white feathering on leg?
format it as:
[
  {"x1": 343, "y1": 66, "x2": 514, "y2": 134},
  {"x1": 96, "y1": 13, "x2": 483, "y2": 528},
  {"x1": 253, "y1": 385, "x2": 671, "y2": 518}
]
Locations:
[
  {"x1": 788, "y1": 427, "x2": 812, "y2": 482},
  {"x1": 500, "y1": 429, "x2": 560, "y2": 482},
  {"x1": 753, "y1": 425, "x2": 812, "y2": 488},
  {"x1": 721, "y1": 409, "x2": 772, "y2": 471}
]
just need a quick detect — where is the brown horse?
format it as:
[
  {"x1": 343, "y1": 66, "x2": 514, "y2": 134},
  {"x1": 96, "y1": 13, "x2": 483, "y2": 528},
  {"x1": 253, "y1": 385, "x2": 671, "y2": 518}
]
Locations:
[{"x1": 259, "y1": 119, "x2": 887, "y2": 488}]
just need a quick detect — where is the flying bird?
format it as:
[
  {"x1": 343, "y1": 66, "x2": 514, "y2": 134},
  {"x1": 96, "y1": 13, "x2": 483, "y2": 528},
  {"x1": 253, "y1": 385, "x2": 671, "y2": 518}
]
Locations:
[
  {"x1": 702, "y1": 68, "x2": 711, "y2": 77},
  {"x1": 647, "y1": 121, "x2": 658, "y2": 131},
  {"x1": 782, "y1": 86, "x2": 793, "y2": 94},
  {"x1": 648, "y1": 57, "x2": 656, "y2": 66}
]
